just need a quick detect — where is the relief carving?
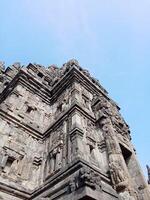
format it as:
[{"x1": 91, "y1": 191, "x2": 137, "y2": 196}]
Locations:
[
  {"x1": 0, "y1": 131, "x2": 42, "y2": 184},
  {"x1": 0, "y1": 149, "x2": 8, "y2": 172},
  {"x1": 120, "y1": 191, "x2": 135, "y2": 200},
  {"x1": 49, "y1": 145, "x2": 62, "y2": 173},
  {"x1": 45, "y1": 129, "x2": 64, "y2": 176},
  {"x1": 92, "y1": 95, "x2": 131, "y2": 194},
  {"x1": 92, "y1": 94, "x2": 131, "y2": 143},
  {"x1": 0, "y1": 149, "x2": 32, "y2": 181},
  {"x1": 82, "y1": 92, "x2": 90, "y2": 110},
  {"x1": 100, "y1": 117, "x2": 121, "y2": 155},
  {"x1": 109, "y1": 160, "x2": 128, "y2": 191},
  {"x1": 69, "y1": 176, "x2": 77, "y2": 192},
  {"x1": 86, "y1": 120, "x2": 96, "y2": 144},
  {"x1": 55, "y1": 95, "x2": 70, "y2": 120},
  {"x1": 69, "y1": 167, "x2": 101, "y2": 193},
  {"x1": 79, "y1": 167, "x2": 97, "y2": 189}
]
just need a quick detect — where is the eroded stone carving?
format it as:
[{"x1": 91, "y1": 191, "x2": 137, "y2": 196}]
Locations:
[
  {"x1": 91, "y1": 94, "x2": 145, "y2": 200},
  {"x1": 92, "y1": 94, "x2": 131, "y2": 144},
  {"x1": 79, "y1": 167, "x2": 101, "y2": 190},
  {"x1": 86, "y1": 120, "x2": 96, "y2": 143},
  {"x1": 45, "y1": 128, "x2": 64, "y2": 177},
  {"x1": 109, "y1": 160, "x2": 128, "y2": 191},
  {"x1": 0, "y1": 149, "x2": 8, "y2": 172},
  {"x1": 120, "y1": 191, "x2": 135, "y2": 200},
  {"x1": 100, "y1": 117, "x2": 121, "y2": 155},
  {"x1": 69, "y1": 166, "x2": 101, "y2": 193},
  {"x1": 91, "y1": 95, "x2": 132, "y2": 194}
]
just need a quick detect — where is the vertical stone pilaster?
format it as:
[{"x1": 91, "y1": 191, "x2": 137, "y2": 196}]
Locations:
[
  {"x1": 69, "y1": 112, "x2": 84, "y2": 161},
  {"x1": 49, "y1": 153, "x2": 55, "y2": 174},
  {"x1": 71, "y1": 112, "x2": 82, "y2": 130},
  {"x1": 70, "y1": 128, "x2": 84, "y2": 161},
  {"x1": 70, "y1": 82, "x2": 80, "y2": 104},
  {"x1": 55, "y1": 145, "x2": 63, "y2": 171}
]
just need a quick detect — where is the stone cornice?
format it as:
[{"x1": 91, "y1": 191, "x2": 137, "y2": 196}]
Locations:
[
  {"x1": 0, "y1": 64, "x2": 118, "y2": 140},
  {"x1": 50, "y1": 66, "x2": 110, "y2": 103},
  {"x1": 0, "y1": 69, "x2": 52, "y2": 104},
  {"x1": 30, "y1": 158, "x2": 111, "y2": 199},
  {"x1": 0, "y1": 158, "x2": 115, "y2": 200},
  {"x1": 44, "y1": 102, "x2": 96, "y2": 139},
  {"x1": 0, "y1": 100, "x2": 96, "y2": 140},
  {"x1": 0, "y1": 65, "x2": 112, "y2": 105},
  {"x1": 0, "y1": 181, "x2": 31, "y2": 199}
]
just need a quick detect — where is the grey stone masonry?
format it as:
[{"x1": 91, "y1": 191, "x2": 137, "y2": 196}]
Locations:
[{"x1": 0, "y1": 59, "x2": 149, "y2": 200}]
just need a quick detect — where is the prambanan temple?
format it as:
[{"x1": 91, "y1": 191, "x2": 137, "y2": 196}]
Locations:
[{"x1": 0, "y1": 60, "x2": 150, "y2": 200}]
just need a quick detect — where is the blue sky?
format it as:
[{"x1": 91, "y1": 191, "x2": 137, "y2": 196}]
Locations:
[{"x1": 0, "y1": 1, "x2": 150, "y2": 178}]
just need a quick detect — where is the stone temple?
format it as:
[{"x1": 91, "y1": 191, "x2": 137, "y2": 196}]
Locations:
[{"x1": 0, "y1": 60, "x2": 149, "y2": 200}]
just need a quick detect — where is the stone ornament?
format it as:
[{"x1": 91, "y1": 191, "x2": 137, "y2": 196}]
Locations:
[
  {"x1": 69, "y1": 166, "x2": 101, "y2": 193},
  {"x1": 109, "y1": 160, "x2": 128, "y2": 191}
]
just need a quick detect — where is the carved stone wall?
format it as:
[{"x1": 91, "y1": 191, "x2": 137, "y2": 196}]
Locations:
[
  {"x1": 0, "y1": 60, "x2": 149, "y2": 200},
  {"x1": 0, "y1": 84, "x2": 52, "y2": 133},
  {"x1": 0, "y1": 118, "x2": 44, "y2": 190}
]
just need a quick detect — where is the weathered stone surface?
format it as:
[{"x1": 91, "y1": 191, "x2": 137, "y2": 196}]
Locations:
[{"x1": 0, "y1": 60, "x2": 149, "y2": 200}]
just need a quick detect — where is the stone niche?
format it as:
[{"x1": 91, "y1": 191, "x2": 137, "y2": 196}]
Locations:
[
  {"x1": 0, "y1": 84, "x2": 52, "y2": 132},
  {"x1": 44, "y1": 122, "x2": 67, "y2": 180},
  {"x1": 52, "y1": 85, "x2": 72, "y2": 121},
  {"x1": 0, "y1": 119, "x2": 44, "y2": 190}
]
